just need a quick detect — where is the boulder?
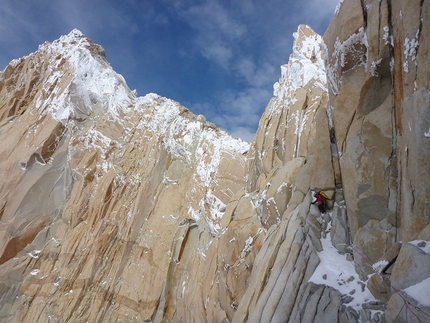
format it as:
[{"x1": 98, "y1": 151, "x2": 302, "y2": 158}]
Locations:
[
  {"x1": 390, "y1": 240, "x2": 430, "y2": 291},
  {"x1": 353, "y1": 219, "x2": 397, "y2": 279}
]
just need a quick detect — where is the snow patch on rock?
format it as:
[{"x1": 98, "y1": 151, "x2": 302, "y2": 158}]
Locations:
[
  {"x1": 334, "y1": 0, "x2": 345, "y2": 15},
  {"x1": 310, "y1": 228, "x2": 376, "y2": 311},
  {"x1": 403, "y1": 276, "x2": 430, "y2": 307}
]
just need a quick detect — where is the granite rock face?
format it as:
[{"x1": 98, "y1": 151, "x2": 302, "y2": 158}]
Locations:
[
  {"x1": 0, "y1": 30, "x2": 252, "y2": 322},
  {"x1": 325, "y1": 0, "x2": 430, "y2": 321},
  {"x1": 232, "y1": 25, "x2": 346, "y2": 323},
  {"x1": 0, "y1": 0, "x2": 429, "y2": 320},
  {"x1": 326, "y1": 0, "x2": 430, "y2": 255}
]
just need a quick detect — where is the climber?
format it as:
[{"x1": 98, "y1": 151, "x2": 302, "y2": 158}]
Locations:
[{"x1": 312, "y1": 191, "x2": 328, "y2": 214}]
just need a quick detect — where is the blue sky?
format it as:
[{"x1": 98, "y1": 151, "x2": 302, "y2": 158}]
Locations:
[{"x1": 0, "y1": 0, "x2": 338, "y2": 141}]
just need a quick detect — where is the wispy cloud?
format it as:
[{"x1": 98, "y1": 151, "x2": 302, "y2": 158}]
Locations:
[
  {"x1": 230, "y1": 127, "x2": 257, "y2": 142},
  {"x1": 201, "y1": 42, "x2": 233, "y2": 69},
  {"x1": 51, "y1": 1, "x2": 139, "y2": 36},
  {"x1": 0, "y1": 0, "x2": 140, "y2": 70},
  {"x1": 159, "y1": 0, "x2": 284, "y2": 140},
  {"x1": 234, "y1": 59, "x2": 277, "y2": 88},
  {"x1": 0, "y1": 2, "x2": 47, "y2": 67},
  {"x1": 0, "y1": 0, "x2": 339, "y2": 142},
  {"x1": 300, "y1": 0, "x2": 339, "y2": 33},
  {"x1": 193, "y1": 85, "x2": 272, "y2": 142},
  {"x1": 167, "y1": 0, "x2": 246, "y2": 69},
  {"x1": 185, "y1": 1, "x2": 246, "y2": 39}
]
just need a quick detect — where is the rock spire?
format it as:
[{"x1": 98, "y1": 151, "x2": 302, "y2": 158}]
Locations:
[{"x1": 0, "y1": 0, "x2": 429, "y2": 321}]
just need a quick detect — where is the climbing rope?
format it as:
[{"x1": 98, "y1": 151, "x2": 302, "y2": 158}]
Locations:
[{"x1": 393, "y1": 300, "x2": 406, "y2": 322}]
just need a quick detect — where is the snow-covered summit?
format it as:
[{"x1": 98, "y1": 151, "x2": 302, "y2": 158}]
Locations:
[
  {"x1": 0, "y1": 1, "x2": 429, "y2": 321},
  {"x1": 0, "y1": 28, "x2": 250, "y2": 236},
  {"x1": 31, "y1": 29, "x2": 135, "y2": 123},
  {"x1": 0, "y1": 27, "x2": 252, "y2": 322},
  {"x1": 37, "y1": 29, "x2": 249, "y2": 151},
  {"x1": 274, "y1": 24, "x2": 327, "y2": 99},
  {"x1": 291, "y1": 25, "x2": 325, "y2": 66}
]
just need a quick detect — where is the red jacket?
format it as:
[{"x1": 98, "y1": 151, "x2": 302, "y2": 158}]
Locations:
[{"x1": 315, "y1": 193, "x2": 326, "y2": 204}]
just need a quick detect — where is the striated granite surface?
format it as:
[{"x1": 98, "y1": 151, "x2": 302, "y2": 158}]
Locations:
[{"x1": 0, "y1": 0, "x2": 429, "y2": 321}]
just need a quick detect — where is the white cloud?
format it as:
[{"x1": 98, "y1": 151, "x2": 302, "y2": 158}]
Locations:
[
  {"x1": 230, "y1": 127, "x2": 256, "y2": 142},
  {"x1": 51, "y1": 1, "x2": 139, "y2": 36},
  {"x1": 183, "y1": 1, "x2": 246, "y2": 40},
  {"x1": 163, "y1": 0, "x2": 246, "y2": 69},
  {"x1": 300, "y1": 0, "x2": 339, "y2": 33},
  {"x1": 235, "y1": 59, "x2": 278, "y2": 88},
  {"x1": 208, "y1": 86, "x2": 271, "y2": 140},
  {"x1": 201, "y1": 42, "x2": 233, "y2": 69},
  {"x1": 0, "y1": 0, "x2": 141, "y2": 70},
  {"x1": 0, "y1": 0, "x2": 339, "y2": 144},
  {"x1": 235, "y1": 58, "x2": 256, "y2": 84}
]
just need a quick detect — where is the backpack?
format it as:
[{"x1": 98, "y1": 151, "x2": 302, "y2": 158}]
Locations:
[{"x1": 319, "y1": 192, "x2": 328, "y2": 199}]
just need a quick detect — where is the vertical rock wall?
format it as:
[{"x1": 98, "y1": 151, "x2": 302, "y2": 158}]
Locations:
[
  {"x1": 325, "y1": 0, "x2": 430, "y2": 321},
  {"x1": 0, "y1": 31, "x2": 253, "y2": 322},
  {"x1": 326, "y1": 0, "x2": 430, "y2": 256},
  {"x1": 229, "y1": 25, "x2": 352, "y2": 323},
  {"x1": 0, "y1": 1, "x2": 429, "y2": 320}
]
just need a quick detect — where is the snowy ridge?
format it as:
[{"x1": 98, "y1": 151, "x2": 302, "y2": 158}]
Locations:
[
  {"x1": 290, "y1": 27, "x2": 326, "y2": 89},
  {"x1": 150, "y1": 96, "x2": 249, "y2": 232},
  {"x1": 30, "y1": 29, "x2": 249, "y2": 152},
  {"x1": 334, "y1": 0, "x2": 345, "y2": 15},
  {"x1": 14, "y1": 29, "x2": 249, "y2": 235},
  {"x1": 263, "y1": 25, "x2": 328, "y2": 159},
  {"x1": 273, "y1": 25, "x2": 327, "y2": 103},
  {"x1": 31, "y1": 29, "x2": 135, "y2": 123}
]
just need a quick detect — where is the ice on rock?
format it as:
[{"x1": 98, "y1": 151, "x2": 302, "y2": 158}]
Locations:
[
  {"x1": 273, "y1": 26, "x2": 327, "y2": 118},
  {"x1": 28, "y1": 29, "x2": 135, "y2": 124},
  {"x1": 335, "y1": 0, "x2": 345, "y2": 15}
]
